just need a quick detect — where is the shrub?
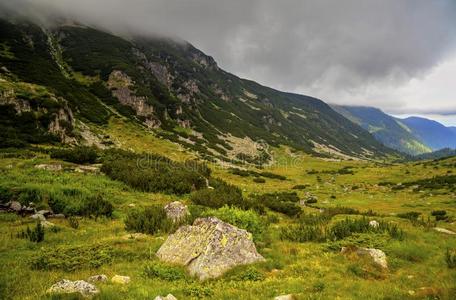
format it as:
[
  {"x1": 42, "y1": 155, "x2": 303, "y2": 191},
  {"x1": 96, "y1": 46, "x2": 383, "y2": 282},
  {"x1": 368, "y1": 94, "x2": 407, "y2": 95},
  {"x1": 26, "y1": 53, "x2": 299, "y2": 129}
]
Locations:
[
  {"x1": 124, "y1": 205, "x2": 173, "y2": 235},
  {"x1": 250, "y1": 192, "x2": 301, "y2": 217},
  {"x1": 101, "y1": 151, "x2": 208, "y2": 195},
  {"x1": 0, "y1": 186, "x2": 12, "y2": 204},
  {"x1": 446, "y1": 249, "x2": 456, "y2": 268},
  {"x1": 234, "y1": 267, "x2": 265, "y2": 281},
  {"x1": 50, "y1": 146, "x2": 98, "y2": 164},
  {"x1": 253, "y1": 177, "x2": 266, "y2": 183},
  {"x1": 185, "y1": 286, "x2": 214, "y2": 298},
  {"x1": 30, "y1": 244, "x2": 112, "y2": 271},
  {"x1": 67, "y1": 216, "x2": 79, "y2": 229},
  {"x1": 260, "y1": 172, "x2": 287, "y2": 180},
  {"x1": 280, "y1": 224, "x2": 326, "y2": 242},
  {"x1": 397, "y1": 211, "x2": 421, "y2": 221},
  {"x1": 49, "y1": 193, "x2": 113, "y2": 219},
  {"x1": 202, "y1": 206, "x2": 264, "y2": 238},
  {"x1": 17, "y1": 222, "x2": 44, "y2": 243},
  {"x1": 292, "y1": 184, "x2": 309, "y2": 190},
  {"x1": 431, "y1": 210, "x2": 447, "y2": 216},
  {"x1": 190, "y1": 180, "x2": 244, "y2": 209},
  {"x1": 143, "y1": 263, "x2": 186, "y2": 281},
  {"x1": 306, "y1": 198, "x2": 317, "y2": 204}
]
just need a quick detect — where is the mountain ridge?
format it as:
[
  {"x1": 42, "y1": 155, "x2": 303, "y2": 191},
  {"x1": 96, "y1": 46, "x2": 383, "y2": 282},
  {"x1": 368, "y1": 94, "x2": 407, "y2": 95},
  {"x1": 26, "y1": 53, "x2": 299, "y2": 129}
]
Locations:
[{"x1": 0, "y1": 19, "x2": 395, "y2": 161}]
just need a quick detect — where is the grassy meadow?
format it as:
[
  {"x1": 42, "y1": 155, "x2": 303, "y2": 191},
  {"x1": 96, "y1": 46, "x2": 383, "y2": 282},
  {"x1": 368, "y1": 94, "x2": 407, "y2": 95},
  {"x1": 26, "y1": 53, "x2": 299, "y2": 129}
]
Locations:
[{"x1": 0, "y1": 123, "x2": 455, "y2": 300}]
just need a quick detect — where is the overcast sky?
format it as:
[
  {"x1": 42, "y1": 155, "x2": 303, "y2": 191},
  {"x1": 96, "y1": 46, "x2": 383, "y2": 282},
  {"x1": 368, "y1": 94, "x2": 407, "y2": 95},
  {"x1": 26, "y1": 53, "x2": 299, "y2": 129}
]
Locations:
[{"x1": 2, "y1": 0, "x2": 456, "y2": 125}]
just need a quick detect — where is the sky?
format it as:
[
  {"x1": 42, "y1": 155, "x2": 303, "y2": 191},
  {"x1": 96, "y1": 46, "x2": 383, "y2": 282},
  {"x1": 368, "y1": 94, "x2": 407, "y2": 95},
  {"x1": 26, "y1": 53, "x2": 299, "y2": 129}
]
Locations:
[{"x1": 1, "y1": 0, "x2": 456, "y2": 125}]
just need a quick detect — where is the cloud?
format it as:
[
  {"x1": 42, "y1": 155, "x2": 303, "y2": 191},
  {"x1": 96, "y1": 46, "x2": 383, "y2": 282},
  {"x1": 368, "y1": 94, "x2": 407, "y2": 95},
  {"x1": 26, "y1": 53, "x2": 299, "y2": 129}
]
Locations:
[{"x1": 1, "y1": 0, "x2": 456, "y2": 121}]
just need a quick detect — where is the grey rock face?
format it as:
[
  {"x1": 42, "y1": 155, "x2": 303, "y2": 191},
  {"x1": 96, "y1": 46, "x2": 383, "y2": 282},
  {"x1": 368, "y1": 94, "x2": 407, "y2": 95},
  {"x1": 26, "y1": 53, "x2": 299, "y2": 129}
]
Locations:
[
  {"x1": 9, "y1": 201, "x2": 22, "y2": 212},
  {"x1": 164, "y1": 201, "x2": 189, "y2": 222},
  {"x1": 156, "y1": 217, "x2": 264, "y2": 280},
  {"x1": 47, "y1": 279, "x2": 99, "y2": 298}
]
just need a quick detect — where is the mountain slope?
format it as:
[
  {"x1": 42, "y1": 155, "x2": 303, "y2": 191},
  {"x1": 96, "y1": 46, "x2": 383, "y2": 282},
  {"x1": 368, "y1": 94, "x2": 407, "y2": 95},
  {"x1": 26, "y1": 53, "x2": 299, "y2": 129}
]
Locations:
[
  {"x1": 401, "y1": 117, "x2": 456, "y2": 150},
  {"x1": 332, "y1": 105, "x2": 431, "y2": 155},
  {"x1": 0, "y1": 19, "x2": 395, "y2": 160}
]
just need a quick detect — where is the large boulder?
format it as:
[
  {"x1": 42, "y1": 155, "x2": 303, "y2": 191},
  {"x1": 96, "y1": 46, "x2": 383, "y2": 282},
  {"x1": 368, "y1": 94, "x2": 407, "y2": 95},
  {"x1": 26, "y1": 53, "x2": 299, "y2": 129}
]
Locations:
[
  {"x1": 47, "y1": 279, "x2": 99, "y2": 298},
  {"x1": 156, "y1": 217, "x2": 264, "y2": 280},
  {"x1": 164, "y1": 201, "x2": 189, "y2": 222}
]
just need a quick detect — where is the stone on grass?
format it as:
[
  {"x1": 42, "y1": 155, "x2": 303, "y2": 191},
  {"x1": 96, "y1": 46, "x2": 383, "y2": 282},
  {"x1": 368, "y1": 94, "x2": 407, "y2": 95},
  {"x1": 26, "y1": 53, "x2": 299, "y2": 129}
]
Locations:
[
  {"x1": 111, "y1": 275, "x2": 130, "y2": 284},
  {"x1": 9, "y1": 201, "x2": 22, "y2": 212},
  {"x1": 434, "y1": 227, "x2": 456, "y2": 235},
  {"x1": 164, "y1": 201, "x2": 189, "y2": 222},
  {"x1": 274, "y1": 294, "x2": 295, "y2": 300},
  {"x1": 87, "y1": 274, "x2": 108, "y2": 283},
  {"x1": 341, "y1": 247, "x2": 388, "y2": 269},
  {"x1": 37, "y1": 210, "x2": 52, "y2": 217},
  {"x1": 40, "y1": 220, "x2": 55, "y2": 228},
  {"x1": 369, "y1": 220, "x2": 379, "y2": 228},
  {"x1": 49, "y1": 213, "x2": 65, "y2": 219},
  {"x1": 47, "y1": 279, "x2": 99, "y2": 298},
  {"x1": 156, "y1": 217, "x2": 265, "y2": 280},
  {"x1": 154, "y1": 294, "x2": 178, "y2": 300},
  {"x1": 35, "y1": 164, "x2": 62, "y2": 171},
  {"x1": 30, "y1": 213, "x2": 46, "y2": 221}
]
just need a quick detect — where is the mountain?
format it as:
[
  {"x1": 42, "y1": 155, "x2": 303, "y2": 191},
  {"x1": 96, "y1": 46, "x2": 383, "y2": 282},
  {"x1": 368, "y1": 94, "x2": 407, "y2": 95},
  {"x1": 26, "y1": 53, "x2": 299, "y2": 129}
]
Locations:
[
  {"x1": 331, "y1": 105, "x2": 431, "y2": 155},
  {"x1": 449, "y1": 126, "x2": 456, "y2": 135},
  {"x1": 401, "y1": 117, "x2": 456, "y2": 150},
  {"x1": 412, "y1": 148, "x2": 456, "y2": 161},
  {"x1": 0, "y1": 19, "x2": 395, "y2": 160}
]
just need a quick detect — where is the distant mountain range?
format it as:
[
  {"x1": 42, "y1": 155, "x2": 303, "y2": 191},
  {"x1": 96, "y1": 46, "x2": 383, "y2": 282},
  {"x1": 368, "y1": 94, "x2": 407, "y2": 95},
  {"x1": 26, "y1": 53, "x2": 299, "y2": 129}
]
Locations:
[{"x1": 332, "y1": 105, "x2": 456, "y2": 156}]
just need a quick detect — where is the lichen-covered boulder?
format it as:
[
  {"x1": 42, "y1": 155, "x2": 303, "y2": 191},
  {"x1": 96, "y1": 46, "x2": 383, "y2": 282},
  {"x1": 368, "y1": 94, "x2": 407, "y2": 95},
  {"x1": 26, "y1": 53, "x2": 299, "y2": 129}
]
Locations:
[
  {"x1": 164, "y1": 201, "x2": 189, "y2": 222},
  {"x1": 156, "y1": 217, "x2": 264, "y2": 280},
  {"x1": 47, "y1": 279, "x2": 99, "y2": 298},
  {"x1": 111, "y1": 275, "x2": 130, "y2": 284}
]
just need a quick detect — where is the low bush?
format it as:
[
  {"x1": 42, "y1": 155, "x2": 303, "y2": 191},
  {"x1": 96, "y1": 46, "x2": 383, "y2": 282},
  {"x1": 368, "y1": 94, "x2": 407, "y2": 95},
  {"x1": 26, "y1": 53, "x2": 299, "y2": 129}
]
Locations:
[
  {"x1": 253, "y1": 177, "x2": 266, "y2": 183},
  {"x1": 202, "y1": 206, "x2": 264, "y2": 239},
  {"x1": 49, "y1": 192, "x2": 113, "y2": 219},
  {"x1": 234, "y1": 267, "x2": 265, "y2": 281},
  {"x1": 190, "y1": 179, "x2": 244, "y2": 209},
  {"x1": 292, "y1": 184, "x2": 309, "y2": 190},
  {"x1": 143, "y1": 263, "x2": 187, "y2": 281},
  {"x1": 446, "y1": 249, "x2": 456, "y2": 268},
  {"x1": 397, "y1": 211, "x2": 421, "y2": 221},
  {"x1": 124, "y1": 205, "x2": 173, "y2": 235},
  {"x1": 50, "y1": 146, "x2": 99, "y2": 164},
  {"x1": 31, "y1": 244, "x2": 113, "y2": 271},
  {"x1": 249, "y1": 192, "x2": 301, "y2": 217},
  {"x1": 280, "y1": 223, "x2": 326, "y2": 242},
  {"x1": 260, "y1": 172, "x2": 286, "y2": 180},
  {"x1": 101, "y1": 150, "x2": 209, "y2": 195},
  {"x1": 67, "y1": 216, "x2": 79, "y2": 229},
  {"x1": 17, "y1": 222, "x2": 44, "y2": 243}
]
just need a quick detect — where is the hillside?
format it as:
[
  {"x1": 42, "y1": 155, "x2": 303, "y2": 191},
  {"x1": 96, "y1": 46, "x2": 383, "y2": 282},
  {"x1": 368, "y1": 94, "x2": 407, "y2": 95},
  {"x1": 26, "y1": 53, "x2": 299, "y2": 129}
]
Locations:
[
  {"x1": 0, "y1": 19, "x2": 394, "y2": 161},
  {"x1": 401, "y1": 117, "x2": 456, "y2": 150},
  {"x1": 331, "y1": 105, "x2": 431, "y2": 155}
]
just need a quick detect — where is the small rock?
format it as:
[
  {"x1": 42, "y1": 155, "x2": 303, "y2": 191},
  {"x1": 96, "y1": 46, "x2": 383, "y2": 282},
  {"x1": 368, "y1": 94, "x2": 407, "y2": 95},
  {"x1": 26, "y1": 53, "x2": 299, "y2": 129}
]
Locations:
[
  {"x1": 111, "y1": 275, "x2": 130, "y2": 284},
  {"x1": 407, "y1": 290, "x2": 415, "y2": 296},
  {"x1": 35, "y1": 164, "x2": 62, "y2": 171},
  {"x1": 154, "y1": 294, "x2": 178, "y2": 300},
  {"x1": 37, "y1": 210, "x2": 52, "y2": 217},
  {"x1": 434, "y1": 227, "x2": 456, "y2": 235},
  {"x1": 122, "y1": 233, "x2": 148, "y2": 240},
  {"x1": 341, "y1": 247, "x2": 388, "y2": 269},
  {"x1": 47, "y1": 279, "x2": 99, "y2": 298},
  {"x1": 369, "y1": 220, "x2": 379, "y2": 228},
  {"x1": 274, "y1": 295, "x2": 295, "y2": 300},
  {"x1": 74, "y1": 165, "x2": 100, "y2": 173},
  {"x1": 41, "y1": 220, "x2": 55, "y2": 228},
  {"x1": 31, "y1": 213, "x2": 46, "y2": 221},
  {"x1": 49, "y1": 213, "x2": 66, "y2": 219},
  {"x1": 128, "y1": 203, "x2": 136, "y2": 208},
  {"x1": 87, "y1": 274, "x2": 108, "y2": 283},
  {"x1": 9, "y1": 201, "x2": 22, "y2": 212},
  {"x1": 164, "y1": 201, "x2": 189, "y2": 222}
]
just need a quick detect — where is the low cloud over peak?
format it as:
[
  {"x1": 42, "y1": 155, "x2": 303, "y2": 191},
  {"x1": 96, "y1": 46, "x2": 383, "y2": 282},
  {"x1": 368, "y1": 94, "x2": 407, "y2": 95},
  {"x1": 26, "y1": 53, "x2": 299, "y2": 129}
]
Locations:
[{"x1": 2, "y1": 0, "x2": 456, "y2": 123}]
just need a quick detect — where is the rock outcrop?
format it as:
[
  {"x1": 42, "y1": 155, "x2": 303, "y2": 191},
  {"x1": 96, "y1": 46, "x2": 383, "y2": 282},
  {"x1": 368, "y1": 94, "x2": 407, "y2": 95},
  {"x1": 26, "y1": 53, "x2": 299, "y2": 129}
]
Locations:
[
  {"x1": 47, "y1": 279, "x2": 99, "y2": 298},
  {"x1": 164, "y1": 201, "x2": 189, "y2": 222},
  {"x1": 156, "y1": 217, "x2": 264, "y2": 280},
  {"x1": 154, "y1": 294, "x2": 177, "y2": 300}
]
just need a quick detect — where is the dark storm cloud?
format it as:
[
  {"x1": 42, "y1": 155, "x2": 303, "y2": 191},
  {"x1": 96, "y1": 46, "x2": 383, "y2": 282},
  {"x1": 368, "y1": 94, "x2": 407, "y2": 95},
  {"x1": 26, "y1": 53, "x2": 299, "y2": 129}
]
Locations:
[{"x1": 1, "y1": 0, "x2": 456, "y2": 116}]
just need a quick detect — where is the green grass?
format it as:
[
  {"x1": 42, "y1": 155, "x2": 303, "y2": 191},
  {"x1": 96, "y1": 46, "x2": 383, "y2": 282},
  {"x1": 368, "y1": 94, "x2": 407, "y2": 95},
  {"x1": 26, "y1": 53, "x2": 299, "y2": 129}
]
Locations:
[{"x1": 1, "y1": 149, "x2": 456, "y2": 299}]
